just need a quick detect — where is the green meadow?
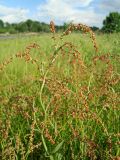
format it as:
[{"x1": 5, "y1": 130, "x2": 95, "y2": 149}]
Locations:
[{"x1": 0, "y1": 32, "x2": 120, "y2": 160}]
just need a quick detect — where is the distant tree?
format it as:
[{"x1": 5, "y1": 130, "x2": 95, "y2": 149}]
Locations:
[
  {"x1": 15, "y1": 22, "x2": 28, "y2": 32},
  {"x1": 102, "y1": 12, "x2": 120, "y2": 33},
  {"x1": 26, "y1": 19, "x2": 34, "y2": 32},
  {"x1": 4, "y1": 22, "x2": 11, "y2": 28},
  {"x1": 91, "y1": 26, "x2": 99, "y2": 31},
  {"x1": 40, "y1": 22, "x2": 49, "y2": 32},
  {"x1": 63, "y1": 23, "x2": 69, "y2": 31},
  {"x1": 56, "y1": 25, "x2": 64, "y2": 32},
  {"x1": 32, "y1": 21, "x2": 42, "y2": 32},
  {"x1": 0, "y1": 19, "x2": 97, "y2": 34},
  {"x1": 0, "y1": 19, "x2": 4, "y2": 28}
]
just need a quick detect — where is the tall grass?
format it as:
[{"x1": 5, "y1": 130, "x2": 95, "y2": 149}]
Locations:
[{"x1": 0, "y1": 22, "x2": 120, "y2": 160}]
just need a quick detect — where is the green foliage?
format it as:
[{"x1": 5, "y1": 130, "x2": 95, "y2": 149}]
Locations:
[
  {"x1": 0, "y1": 19, "x2": 51, "y2": 33},
  {"x1": 0, "y1": 19, "x2": 4, "y2": 28},
  {"x1": 15, "y1": 22, "x2": 28, "y2": 32},
  {"x1": 0, "y1": 28, "x2": 7, "y2": 33},
  {"x1": 91, "y1": 26, "x2": 99, "y2": 31},
  {"x1": 102, "y1": 12, "x2": 120, "y2": 33},
  {"x1": 0, "y1": 19, "x2": 101, "y2": 34},
  {"x1": 14, "y1": 20, "x2": 50, "y2": 33}
]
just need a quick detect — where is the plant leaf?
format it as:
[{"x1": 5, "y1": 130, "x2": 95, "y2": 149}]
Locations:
[
  {"x1": 52, "y1": 141, "x2": 64, "y2": 154},
  {"x1": 41, "y1": 134, "x2": 49, "y2": 155}
]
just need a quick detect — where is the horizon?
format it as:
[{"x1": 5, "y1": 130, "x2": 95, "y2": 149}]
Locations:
[{"x1": 0, "y1": 0, "x2": 120, "y2": 27}]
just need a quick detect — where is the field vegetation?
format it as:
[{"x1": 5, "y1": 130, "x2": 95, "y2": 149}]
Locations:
[{"x1": 0, "y1": 22, "x2": 120, "y2": 160}]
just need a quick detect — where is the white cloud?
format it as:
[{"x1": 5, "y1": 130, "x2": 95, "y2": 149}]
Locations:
[
  {"x1": 62, "y1": 0, "x2": 93, "y2": 7},
  {"x1": 100, "y1": 0, "x2": 120, "y2": 11},
  {"x1": 0, "y1": 5, "x2": 29, "y2": 23},
  {"x1": 37, "y1": 0, "x2": 103, "y2": 27},
  {"x1": 1, "y1": 0, "x2": 119, "y2": 27}
]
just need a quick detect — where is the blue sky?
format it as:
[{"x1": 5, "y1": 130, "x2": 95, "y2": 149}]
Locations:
[{"x1": 0, "y1": 0, "x2": 120, "y2": 27}]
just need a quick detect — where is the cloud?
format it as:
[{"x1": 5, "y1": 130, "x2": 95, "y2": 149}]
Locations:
[
  {"x1": 37, "y1": 0, "x2": 103, "y2": 27},
  {"x1": 0, "y1": 5, "x2": 29, "y2": 23},
  {"x1": 0, "y1": 0, "x2": 119, "y2": 27},
  {"x1": 100, "y1": 0, "x2": 120, "y2": 11},
  {"x1": 62, "y1": 0, "x2": 93, "y2": 7}
]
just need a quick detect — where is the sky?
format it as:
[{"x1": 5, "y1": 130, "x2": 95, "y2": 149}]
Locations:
[{"x1": 0, "y1": 0, "x2": 120, "y2": 27}]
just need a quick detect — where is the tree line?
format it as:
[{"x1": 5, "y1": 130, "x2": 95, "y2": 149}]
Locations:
[{"x1": 0, "y1": 12, "x2": 120, "y2": 34}]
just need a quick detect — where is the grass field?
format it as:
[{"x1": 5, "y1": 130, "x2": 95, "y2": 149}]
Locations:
[{"x1": 0, "y1": 29, "x2": 120, "y2": 160}]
